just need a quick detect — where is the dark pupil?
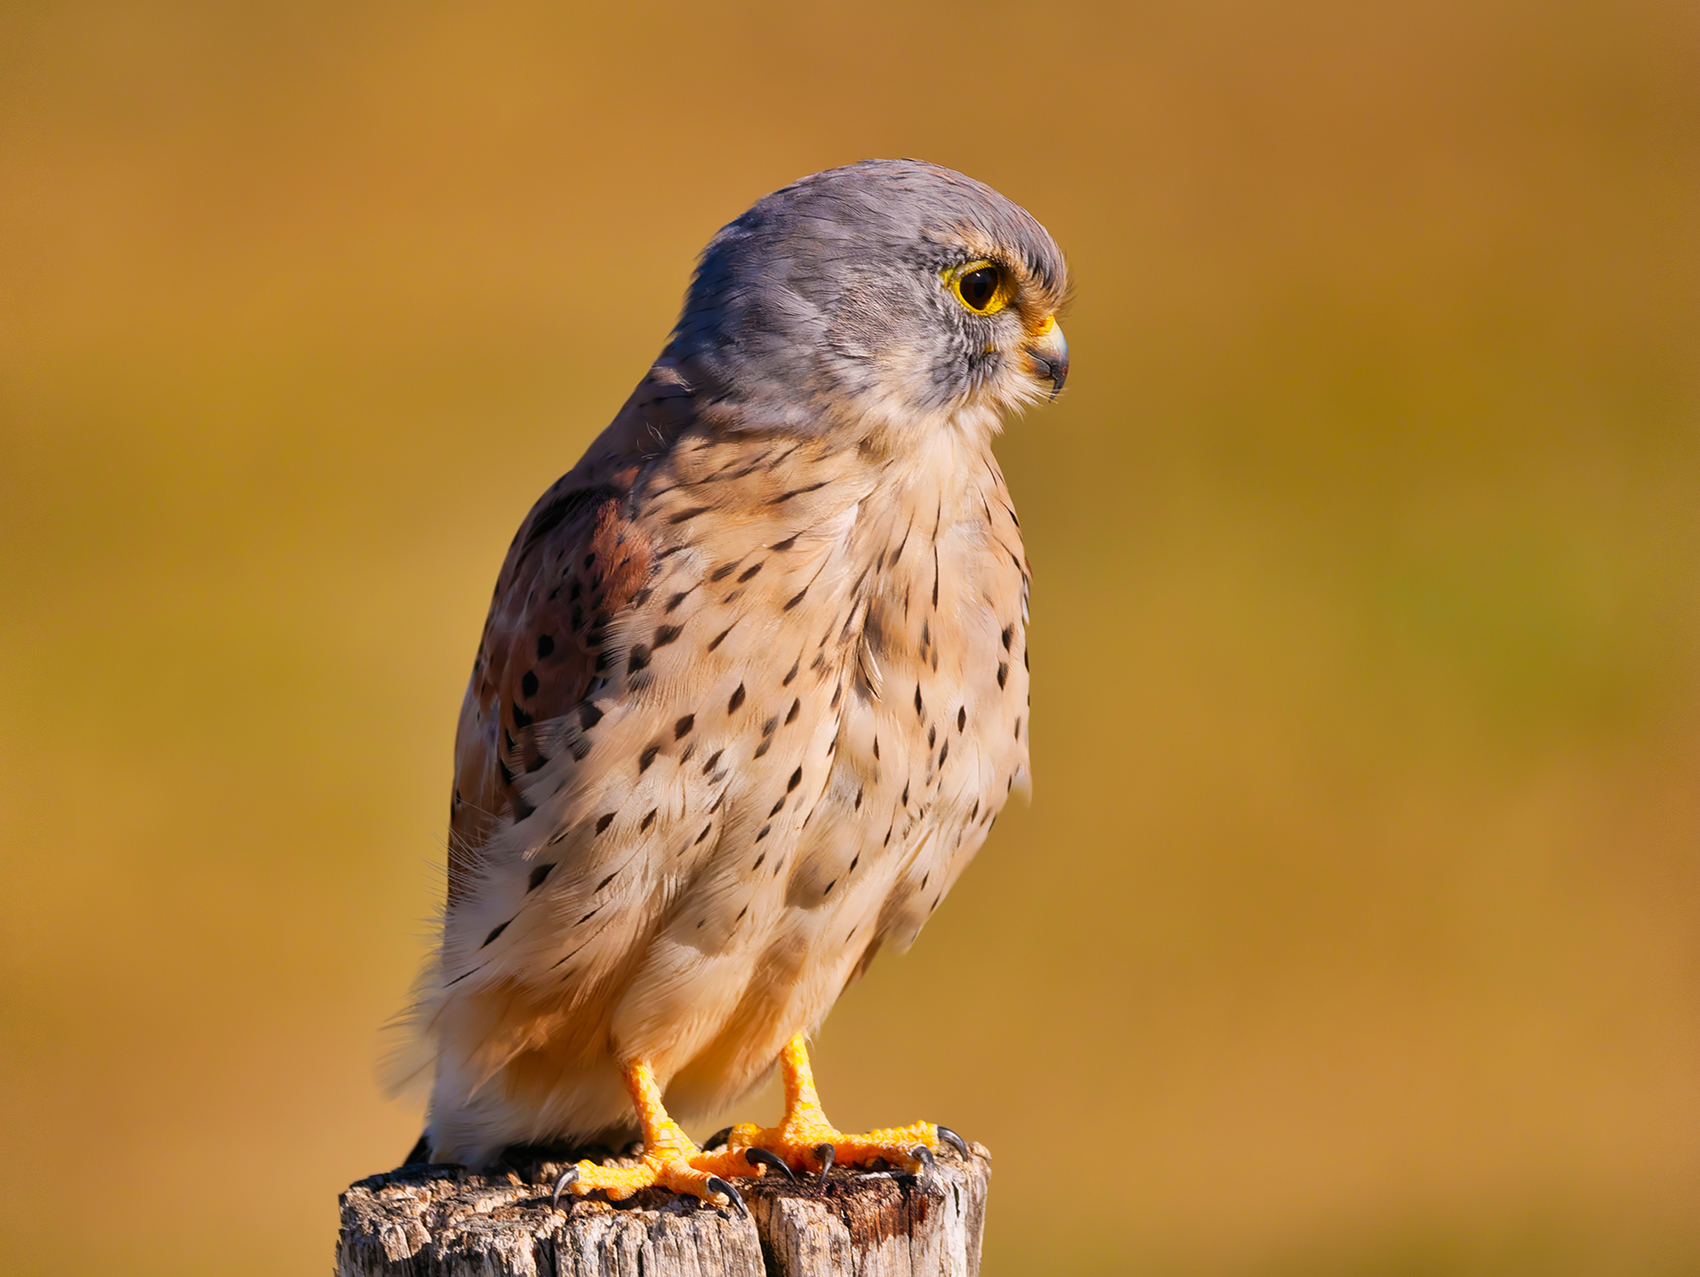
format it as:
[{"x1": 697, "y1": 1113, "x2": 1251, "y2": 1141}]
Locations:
[{"x1": 959, "y1": 267, "x2": 999, "y2": 311}]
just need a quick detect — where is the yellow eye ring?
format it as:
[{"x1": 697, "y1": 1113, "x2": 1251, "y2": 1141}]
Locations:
[{"x1": 943, "y1": 260, "x2": 1013, "y2": 316}]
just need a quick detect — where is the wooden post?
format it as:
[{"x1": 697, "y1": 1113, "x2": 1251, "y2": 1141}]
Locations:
[{"x1": 336, "y1": 1141, "x2": 991, "y2": 1277}]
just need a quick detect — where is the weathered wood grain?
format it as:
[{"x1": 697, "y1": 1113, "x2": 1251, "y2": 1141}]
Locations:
[{"x1": 336, "y1": 1141, "x2": 990, "y2": 1277}]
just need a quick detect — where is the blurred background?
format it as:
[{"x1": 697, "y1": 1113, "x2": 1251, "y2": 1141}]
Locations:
[{"x1": 1, "y1": 1, "x2": 1696, "y2": 1273}]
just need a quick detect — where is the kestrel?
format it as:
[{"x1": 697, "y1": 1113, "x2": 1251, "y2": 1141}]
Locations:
[{"x1": 400, "y1": 159, "x2": 1069, "y2": 1210}]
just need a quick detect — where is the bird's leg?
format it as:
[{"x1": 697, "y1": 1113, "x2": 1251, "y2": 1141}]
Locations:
[
  {"x1": 722, "y1": 1034, "x2": 958, "y2": 1179},
  {"x1": 553, "y1": 1059, "x2": 760, "y2": 1212}
]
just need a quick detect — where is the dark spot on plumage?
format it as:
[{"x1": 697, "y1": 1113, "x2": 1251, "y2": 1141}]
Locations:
[
  {"x1": 537, "y1": 634, "x2": 556, "y2": 659},
  {"x1": 901, "y1": 783, "x2": 910, "y2": 806},
  {"x1": 585, "y1": 627, "x2": 606, "y2": 647},
  {"x1": 595, "y1": 871, "x2": 617, "y2": 892},
  {"x1": 595, "y1": 812, "x2": 615, "y2": 834},
  {"x1": 674, "y1": 714, "x2": 695, "y2": 739},
  {"x1": 824, "y1": 880, "x2": 836, "y2": 895},
  {"x1": 769, "y1": 796, "x2": 785, "y2": 816},
  {"x1": 997, "y1": 662, "x2": 1009, "y2": 688},
  {"x1": 521, "y1": 670, "x2": 539, "y2": 697},
  {"x1": 593, "y1": 651, "x2": 609, "y2": 672},
  {"x1": 639, "y1": 743, "x2": 660, "y2": 772},
  {"x1": 482, "y1": 920, "x2": 511, "y2": 947},
  {"x1": 498, "y1": 759, "x2": 515, "y2": 786},
  {"x1": 927, "y1": 725, "x2": 936, "y2": 748},
  {"x1": 775, "y1": 480, "x2": 830, "y2": 503},
  {"x1": 872, "y1": 736, "x2": 880, "y2": 760},
  {"x1": 702, "y1": 749, "x2": 723, "y2": 774},
  {"x1": 782, "y1": 660, "x2": 800, "y2": 686},
  {"x1": 708, "y1": 624, "x2": 734, "y2": 651},
  {"x1": 654, "y1": 624, "x2": 683, "y2": 649},
  {"x1": 921, "y1": 872, "x2": 929, "y2": 889},
  {"x1": 783, "y1": 587, "x2": 809, "y2": 610},
  {"x1": 922, "y1": 620, "x2": 931, "y2": 648},
  {"x1": 665, "y1": 588, "x2": 693, "y2": 613},
  {"x1": 721, "y1": 588, "x2": 744, "y2": 605},
  {"x1": 939, "y1": 741, "x2": 949, "y2": 766},
  {"x1": 1015, "y1": 716, "x2": 1022, "y2": 739},
  {"x1": 969, "y1": 800, "x2": 980, "y2": 821},
  {"x1": 761, "y1": 715, "x2": 778, "y2": 737},
  {"x1": 670, "y1": 505, "x2": 712, "y2": 524},
  {"x1": 728, "y1": 683, "x2": 746, "y2": 713},
  {"x1": 1001, "y1": 626, "x2": 1013, "y2": 651},
  {"x1": 771, "y1": 535, "x2": 798, "y2": 552},
  {"x1": 957, "y1": 706, "x2": 968, "y2": 732},
  {"x1": 710, "y1": 562, "x2": 737, "y2": 583},
  {"x1": 854, "y1": 788, "x2": 863, "y2": 810},
  {"x1": 785, "y1": 698, "x2": 800, "y2": 725},
  {"x1": 512, "y1": 702, "x2": 534, "y2": 728},
  {"x1": 752, "y1": 852, "x2": 766, "y2": 871},
  {"x1": 640, "y1": 808, "x2": 656, "y2": 831},
  {"x1": 571, "y1": 604, "x2": 585, "y2": 631},
  {"x1": 568, "y1": 580, "x2": 582, "y2": 602},
  {"x1": 753, "y1": 738, "x2": 772, "y2": 759},
  {"x1": 1024, "y1": 647, "x2": 1030, "y2": 669},
  {"x1": 696, "y1": 822, "x2": 713, "y2": 844},
  {"x1": 810, "y1": 652, "x2": 827, "y2": 672},
  {"x1": 628, "y1": 645, "x2": 651, "y2": 674},
  {"x1": 571, "y1": 737, "x2": 593, "y2": 761},
  {"x1": 512, "y1": 796, "x2": 534, "y2": 821},
  {"x1": 914, "y1": 685, "x2": 924, "y2": 716},
  {"x1": 756, "y1": 824, "x2": 772, "y2": 841},
  {"x1": 518, "y1": 486, "x2": 617, "y2": 562},
  {"x1": 932, "y1": 546, "x2": 940, "y2": 608},
  {"x1": 738, "y1": 562, "x2": 763, "y2": 583},
  {"x1": 787, "y1": 766, "x2": 803, "y2": 792},
  {"x1": 528, "y1": 863, "x2": 555, "y2": 892},
  {"x1": 582, "y1": 552, "x2": 596, "y2": 569},
  {"x1": 577, "y1": 907, "x2": 600, "y2": 925},
  {"x1": 579, "y1": 702, "x2": 604, "y2": 731},
  {"x1": 830, "y1": 682, "x2": 843, "y2": 710},
  {"x1": 736, "y1": 904, "x2": 748, "y2": 922},
  {"x1": 884, "y1": 825, "x2": 893, "y2": 846}
]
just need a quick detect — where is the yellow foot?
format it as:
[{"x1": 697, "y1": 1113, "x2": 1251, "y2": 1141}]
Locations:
[
  {"x1": 550, "y1": 1058, "x2": 765, "y2": 1213},
  {"x1": 714, "y1": 1114, "x2": 968, "y2": 1181},
  {"x1": 550, "y1": 1138, "x2": 755, "y2": 1212},
  {"x1": 708, "y1": 1034, "x2": 971, "y2": 1182}
]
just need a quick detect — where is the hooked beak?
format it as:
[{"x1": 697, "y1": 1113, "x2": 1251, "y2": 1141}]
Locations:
[{"x1": 1026, "y1": 318, "x2": 1069, "y2": 401}]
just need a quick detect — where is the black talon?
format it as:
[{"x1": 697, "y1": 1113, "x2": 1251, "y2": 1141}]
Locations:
[
  {"x1": 705, "y1": 1175, "x2": 747, "y2": 1216},
  {"x1": 550, "y1": 1165, "x2": 579, "y2": 1209},
  {"x1": 912, "y1": 1145, "x2": 934, "y2": 1175},
  {"x1": 703, "y1": 1126, "x2": 734, "y2": 1150},
  {"x1": 744, "y1": 1146, "x2": 797, "y2": 1181},
  {"x1": 937, "y1": 1125, "x2": 970, "y2": 1159},
  {"x1": 814, "y1": 1142, "x2": 835, "y2": 1185}
]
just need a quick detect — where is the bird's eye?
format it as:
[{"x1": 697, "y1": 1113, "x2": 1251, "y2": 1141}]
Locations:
[
  {"x1": 958, "y1": 267, "x2": 1000, "y2": 311},
  {"x1": 946, "y1": 261, "x2": 1011, "y2": 315}
]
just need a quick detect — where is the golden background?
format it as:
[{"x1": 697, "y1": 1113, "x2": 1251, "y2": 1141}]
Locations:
[{"x1": 1, "y1": 2, "x2": 1696, "y2": 1273}]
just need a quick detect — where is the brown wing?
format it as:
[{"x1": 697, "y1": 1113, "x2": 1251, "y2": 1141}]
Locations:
[{"x1": 448, "y1": 474, "x2": 656, "y2": 903}]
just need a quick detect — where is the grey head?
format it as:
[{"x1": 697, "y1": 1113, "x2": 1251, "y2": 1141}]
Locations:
[{"x1": 665, "y1": 159, "x2": 1069, "y2": 435}]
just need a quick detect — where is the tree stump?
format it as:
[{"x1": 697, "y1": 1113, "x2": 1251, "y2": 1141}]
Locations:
[{"x1": 336, "y1": 1140, "x2": 991, "y2": 1277}]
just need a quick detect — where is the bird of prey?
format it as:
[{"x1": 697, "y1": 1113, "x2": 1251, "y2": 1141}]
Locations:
[{"x1": 399, "y1": 159, "x2": 1069, "y2": 1210}]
